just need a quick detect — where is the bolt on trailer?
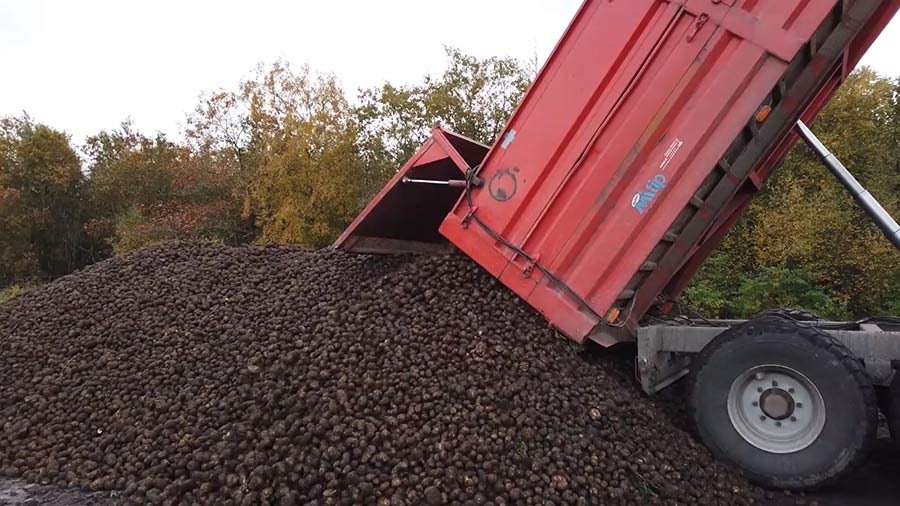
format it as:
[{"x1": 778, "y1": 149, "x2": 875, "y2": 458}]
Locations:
[{"x1": 338, "y1": 0, "x2": 900, "y2": 491}]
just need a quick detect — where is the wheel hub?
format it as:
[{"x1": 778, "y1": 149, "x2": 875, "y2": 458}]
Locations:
[
  {"x1": 727, "y1": 365, "x2": 826, "y2": 454},
  {"x1": 760, "y1": 388, "x2": 795, "y2": 421}
]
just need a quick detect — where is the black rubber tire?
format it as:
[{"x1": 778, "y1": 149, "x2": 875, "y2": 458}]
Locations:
[
  {"x1": 689, "y1": 315, "x2": 878, "y2": 490},
  {"x1": 889, "y1": 373, "x2": 900, "y2": 452},
  {"x1": 760, "y1": 308, "x2": 823, "y2": 322}
]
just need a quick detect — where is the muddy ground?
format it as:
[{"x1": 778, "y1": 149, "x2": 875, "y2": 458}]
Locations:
[
  {"x1": 1, "y1": 438, "x2": 895, "y2": 506},
  {"x1": 771, "y1": 434, "x2": 900, "y2": 506},
  {"x1": 0, "y1": 478, "x2": 113, "y2": 506}
]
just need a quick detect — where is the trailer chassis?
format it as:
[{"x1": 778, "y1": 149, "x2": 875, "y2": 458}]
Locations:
[{"x1": 638, "y1": 319, "x2": 900, "y2": 394}]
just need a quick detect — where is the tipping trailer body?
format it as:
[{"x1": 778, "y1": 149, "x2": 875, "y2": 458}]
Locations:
[{"x1": 338, "y1": 0, "x2": 900, "y2": 347}]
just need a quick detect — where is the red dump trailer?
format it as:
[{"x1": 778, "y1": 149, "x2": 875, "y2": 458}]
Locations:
[{"x1": 339, "y1": 0, "x2": 900, "y2": 491}]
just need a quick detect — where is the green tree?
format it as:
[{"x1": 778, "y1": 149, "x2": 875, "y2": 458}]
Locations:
[
  {"x1": 0, "y1": 186, "x2": 38, "y2": 284},
  {"x1": 186, "y1": 90, "x2": 253, "y2": 176},
  {"x1": 186, "y1": 62, "x2": 368, "y2": 247},
  {"x1": 356, "y1": 47, "x2": 532, "y2": 193},
  {"x1": 84, "y1": 122, "x2": 246, "y2": 254},
  {"x1": 243, "y1": 62, "x2": 366, "y2": 247},
  {"x1": 687, "y1": 68, "x2": 900, "y2": 318},
  {"x1": 0, "y1": 116, "x2": 87, "y2": 283},
  {"x1": 85, "y1": 122, "x2": 178, "y2": 218}
]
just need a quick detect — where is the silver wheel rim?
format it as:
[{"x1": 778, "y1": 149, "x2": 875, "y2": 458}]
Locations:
[{"x1": 727, "y1": 365, "x2": 826, "y2": 454}]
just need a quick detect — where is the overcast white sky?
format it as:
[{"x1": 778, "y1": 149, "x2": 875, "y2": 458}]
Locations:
[{"x1": 1, "y1": 0, "x2": 898, "y2": 144}]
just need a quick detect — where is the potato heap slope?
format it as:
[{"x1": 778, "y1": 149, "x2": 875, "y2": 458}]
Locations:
[{"x1": 0, "y1": 242, "x2": 756, "y2": 506}]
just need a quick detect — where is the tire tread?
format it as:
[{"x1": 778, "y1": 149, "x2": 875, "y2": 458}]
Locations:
[{"x1": 688, "y1": 314, "x2": 878, "y2": 490}]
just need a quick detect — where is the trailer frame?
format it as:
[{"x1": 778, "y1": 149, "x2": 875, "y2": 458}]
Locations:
[{"x1": 638, "y1": 320, "x2": 900, "y2": 394}]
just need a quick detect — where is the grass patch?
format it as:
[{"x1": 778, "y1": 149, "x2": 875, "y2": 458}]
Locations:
[{"x1": 0, "y1": 284, "x2": 29, "y2": 304}]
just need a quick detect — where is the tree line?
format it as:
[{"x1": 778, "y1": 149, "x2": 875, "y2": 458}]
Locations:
[
  {"x1": 0, "y1": 49, "x2": 530, "y2": 282},
  {"x1": 1, "y1": 49, "x2": 897, "y2": 318}
]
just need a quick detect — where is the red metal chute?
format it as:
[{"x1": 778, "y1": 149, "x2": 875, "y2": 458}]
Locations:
[{"x1": 337, "y1": 129, "x2": 488, "y2": 255}]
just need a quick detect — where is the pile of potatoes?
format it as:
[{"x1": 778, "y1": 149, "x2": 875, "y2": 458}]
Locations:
[{"x1": 0, "y1": 242, "x2": 757, "y2": 505}]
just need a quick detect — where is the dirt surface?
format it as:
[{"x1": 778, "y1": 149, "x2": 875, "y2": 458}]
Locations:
[
  {"x1": 0, "y1": 478, "x2": 113, "y2": 506},
  {"x1": 763, "y1": 435, "x2": 899, "y2": 506},
  {"x1": 0, "y1": 434, "x2": 896, "y2": 506}
]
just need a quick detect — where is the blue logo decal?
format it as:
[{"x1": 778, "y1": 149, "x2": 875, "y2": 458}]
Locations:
[{"x1": 632, "y1": 174, "x2": 668, "y2": 215}]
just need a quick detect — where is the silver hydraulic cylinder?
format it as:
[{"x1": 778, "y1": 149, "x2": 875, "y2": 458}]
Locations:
[{"x1": 796, "y1": 120, "x2": 900, "y2": 250}]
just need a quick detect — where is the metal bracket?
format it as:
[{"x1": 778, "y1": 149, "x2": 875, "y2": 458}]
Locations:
[
  {"x1": 688, "y1": 13, "x2": 710, "y2": 42},
  {"x1": 523, "y1": 254, "x2": 542, "y2": 278},
  {"x1": 637, "y1": 326, "x2": 695, "y2": 395}
]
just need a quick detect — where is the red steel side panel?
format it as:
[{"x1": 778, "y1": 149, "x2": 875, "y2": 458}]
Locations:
[{"x1": 440, "y1": 0, "x2": 897, "y2": 345}]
